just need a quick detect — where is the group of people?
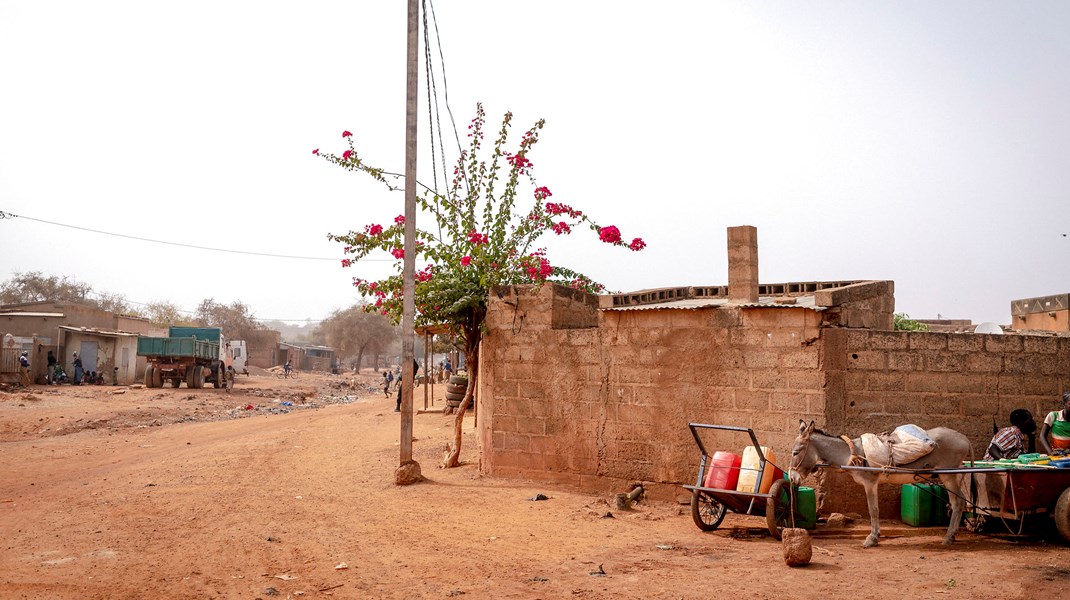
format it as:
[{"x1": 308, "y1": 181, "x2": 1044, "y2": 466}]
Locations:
[
  {"x1": 18, "y1": 350, "x2": 85, "y2": 386},
  {"x1": 983, "y1": 391, "x2": 1070, "y2": 460}
]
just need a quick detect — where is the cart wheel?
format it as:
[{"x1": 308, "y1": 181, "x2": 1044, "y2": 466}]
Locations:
[
  {"x1": 766, "y1": 479, "x2": 793, "y2": 541},
  {"x1": 691, "y1": 490, "x2": 727, "y2": 531},
  {"x1": 1054, "y1": 487, "x2": 1070, "y2": 543},
  {"x1": 144, "y1": 366, "x2": 155, "y2": 388}
]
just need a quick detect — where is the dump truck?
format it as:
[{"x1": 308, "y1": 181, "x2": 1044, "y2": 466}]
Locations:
[{"x1": 137, "y1": 326, "x2": 225, "y2": 389}]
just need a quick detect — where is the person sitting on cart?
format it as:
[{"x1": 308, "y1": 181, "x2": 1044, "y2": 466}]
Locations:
[
  {"x1": 984, "y1": 408, "x2": 1036, "y2": 460},
  {"x1": 1040, "y1": 392, "x2": 1070, "y2": 455}
]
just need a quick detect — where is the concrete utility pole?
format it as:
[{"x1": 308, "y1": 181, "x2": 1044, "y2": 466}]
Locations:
[{"x1": 395, "y1": 0, "x2": 422, "y2": 485}]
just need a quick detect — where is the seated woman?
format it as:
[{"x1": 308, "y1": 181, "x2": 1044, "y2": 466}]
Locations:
[{"x1": 1039, "y1": 392, "x2": 1070, "y2": 455}]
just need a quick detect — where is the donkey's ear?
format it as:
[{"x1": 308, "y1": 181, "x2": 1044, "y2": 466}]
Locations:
[
  {"x1": 804, "y1": 420, "x2": 816, "y2": 435},
  {"x1": 798, "y1": 419, "x2": 808, "y2": 434}
]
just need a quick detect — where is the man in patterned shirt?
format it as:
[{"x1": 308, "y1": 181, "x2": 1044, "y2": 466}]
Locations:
[{"x1": 984, "y1": 408, "x2": 1036, "y2": 460}]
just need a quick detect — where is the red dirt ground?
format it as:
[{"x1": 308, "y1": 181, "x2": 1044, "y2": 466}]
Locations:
[{"x1": 2, "y1": 371, "x2": 1069, "y2": 599}]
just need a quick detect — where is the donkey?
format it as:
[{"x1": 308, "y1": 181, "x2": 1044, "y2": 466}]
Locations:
[{"x1": 789, "y1": 420, "x2": 971, "y2": 548}]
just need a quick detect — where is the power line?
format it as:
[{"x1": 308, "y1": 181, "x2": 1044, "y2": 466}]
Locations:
[{"x1": 0, "y1": 209, "x2": 395, "y2": 262}]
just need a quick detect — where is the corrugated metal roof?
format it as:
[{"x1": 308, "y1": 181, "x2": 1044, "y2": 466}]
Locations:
[
  {"x1": 0, "y1": 312, "x2": 65, "y2": 317},
  {"x1": 58, "y1": 326, "x2": 139, "y2": 337},
  {"x1": 603, "y1": 295, "x2": 826, "y2": 312}
]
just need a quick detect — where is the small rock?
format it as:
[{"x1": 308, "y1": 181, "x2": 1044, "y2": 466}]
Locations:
[
  {"x1": 601, "y1": 512, "x2": 614, "y2": 519},
  {"x1": 826, "y1": 513, "x2": 848, "y2": 528},
  {"x1": 264, "y1": 587, "x2": 280, "y2": 596},
  {"x1": 782, "y1": 528, "x2": 813, "y2": 567},
  {"x1": 589, "y1": 564, "x2": 606, "y2": 576},
  {"x1": 529, "y1": 493, "x2": 549, "y2": 501},
  {"x1": 334, "y1": 562, "x2": 348, "y2": 570}
]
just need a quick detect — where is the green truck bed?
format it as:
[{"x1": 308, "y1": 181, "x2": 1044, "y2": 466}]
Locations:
[{"x1": 137, "y1": 336, "x2": 220, "y2": 360}]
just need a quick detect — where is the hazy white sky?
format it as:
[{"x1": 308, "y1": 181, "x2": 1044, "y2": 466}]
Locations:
[{"x1": 2, "y1": 1, "x2": 1068, "y2": 325}]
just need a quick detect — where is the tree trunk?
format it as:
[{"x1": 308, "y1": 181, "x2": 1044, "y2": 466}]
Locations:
[
  {"x1": 355, "y1": 349, "x2": 365, "y2": 373},
  {"x1": 442, "y1": 316, "x2": 483, "y2": 468}
]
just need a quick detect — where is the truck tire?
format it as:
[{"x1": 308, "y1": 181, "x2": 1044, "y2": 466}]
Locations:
[
  {"x1": 193, "y1": 366, "x2": 206, "y2": 389},
  {"x1": 144, "y1": 366, "x2": 156, "y2": 388},
  {"x1": 151, "y1": 368, "x2": 162, "y2": 389},
  {"x1": 186, "y1": 368, "x2": 197, "y2": 388}
]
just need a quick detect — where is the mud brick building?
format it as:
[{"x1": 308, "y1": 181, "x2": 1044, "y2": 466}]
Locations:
[{"x1": 476, "y1": 226, "x2": 1070, "y2": 514}]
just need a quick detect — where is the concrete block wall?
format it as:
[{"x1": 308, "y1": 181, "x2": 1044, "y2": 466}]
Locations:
[
  {"x1": 480, "y1": 284, "x2": 826, "y2": 498},
  {"x1": 820, "y1": 328, "x2": 1070, "y2": 514}
]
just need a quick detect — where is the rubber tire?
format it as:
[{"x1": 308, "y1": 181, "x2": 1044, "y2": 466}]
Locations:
[
  {"x1": 186, "y1": 368, "x2": 197, "y2": 389},
  {"x1": 151, "y1": 367, "x2": 162, "y2": 389},
  {"x1": 690, "y1": 490, "x2": 727, "y2": 531},
  {"x1": 446, "y1": 383, "x2": 468, "y2": 395},
  {"x1": 144, "y1": 366, "x2": 156, "y2": 388},
  {"x1": 766, "y1": 479, "x2": 793, "y2": 540},
  {"x1": 1054, "y1": 487, "x2": 1070, "y2": 543},
  {"x1": 449, "y1": 375, "x2": 468, "y2": 386},
  {"x1": 194, "y1": 366, "x2": 205, "y2": 389}
]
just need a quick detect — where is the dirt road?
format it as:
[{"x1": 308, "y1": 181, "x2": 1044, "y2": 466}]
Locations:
[{"x1": 2, "y1": 372, "x2": 1068, "y2": 599}]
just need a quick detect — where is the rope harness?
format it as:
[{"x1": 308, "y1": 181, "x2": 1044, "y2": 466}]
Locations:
[{"x1": 840, "y1": 435, "x2": 867, "y2": 467}]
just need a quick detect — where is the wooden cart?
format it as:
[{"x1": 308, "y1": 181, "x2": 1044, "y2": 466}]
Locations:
[{"x1": 682, "y1": 423, "x2": 809, "y2": 539}]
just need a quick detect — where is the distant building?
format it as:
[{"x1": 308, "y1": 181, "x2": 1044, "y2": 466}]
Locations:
[{"x1": 1011, "y1": 293, "x2": 1069, "y2": 332}]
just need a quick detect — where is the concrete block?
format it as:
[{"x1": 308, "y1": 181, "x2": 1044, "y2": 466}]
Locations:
[
  {"x1": 965, "y1": 353, "x2": 1003, "y2": 373},
  {"x1": 868, "y1": 372, "x2": 906, "y2": 392},
  {"x1": 847, "y1": 350, "x2": 887, "y2": 371},
  {"x1": 947, "y1": 373, "x2": 995, "y2": 394},
  {"x1": 1004, "y1": 355, "x2": 1038, "y2": 375},
  {"x1": 887, "y1": 351, "x2": 922, "y2": 371},
  {"x1": 752, "y1": 412, "x2": 792, "y2": 435},
  {"x1": 505, "y1": 362, "x2": 534, "y2": 381},
  {"x1": 908, "y1": 333, "x2": 949, "y2": 351},
  {"x1": 750, "y1": 369, "x2": 787, "y2": 390},
  {"x1": 845, "y1": 393, "x2": 883, "y2": 415},
  {"x1": 1023, "y1": 378, "x2": 1060, "y2": 397},
  {"x1": 865, "y1": 331, "x2": 910, "y2": 351},
  {"x1": 780, "y1": 350, "x2": 819, "y2": 369},
  {"x1": 786, "y1": 369, "x2": 824, "y2": 391},
  {"x1": 517, "y1": 382, "x2": 547, "y2": 401},
  {"x1": 963, "y1": 395, "x2": 1000, "y2": 417},
  {"x1": 906, "y1": 372, "x2": 946, "y2": 393},
  {"x1": 926, "y1": 353, "x2": 967, "y2": 373},
  {"x1": 947, "y1": 335, "x2": 984, "y2": 352},
  {"x1": 742, "y1": 309, "x2": 781, "y2": 328},
  {"x1": 505, "y1": 397, "x2": 533, "y2": 417},
  {"x1": 845, "y1": 329, "x2": 872, "y2": 350},
  {"x1": 744, "y1": 351, "x2": 779, "y2": 369},
  {"x1": 883, "y1": 395, "x2": 924, "y2": 417},
  {"x1": 669, "y1": 310, "x2": 706, "y2": 327},
  {"x1": 517, "y1": 417, "x2": 546, "y2": 435},
  {"x1": 770, "y1": 391, "x2": 808, "y2": 413},
  {"x1": 635, "y1": 311, "x2": 672, "y2": 328},
  {"x1": 735, "y1": 389, "x2": 771, "y2": 411},
  {"x1": 984, "y1": 335, "x2": 1023, "y2": 353},
  {"x1": 923, "y1": 396, "x2": 962, "y2": 417},
  {"x1": 845, "y1": 371, "x2": 868, "y2": 392},
  {"x1": 709, "y1": 308, "x2": 743, "y2": 328},
  {"x1": 996, "y1": 374, "x2": 1025, "y2": 396}
]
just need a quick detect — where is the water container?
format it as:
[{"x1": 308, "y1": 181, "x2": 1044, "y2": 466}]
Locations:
[
  {"x1": 735, "y1": 446, "x2": 781, "y2": 494},
  {"x1": 703, "y1": 451, "x2": 742, "y2": 490},
  {"x1": 772, "y1": 482, "x2": 818, "y2": 529},
  {"x1": 901, "y1": 483, "x2": 949, "y2": 527}
]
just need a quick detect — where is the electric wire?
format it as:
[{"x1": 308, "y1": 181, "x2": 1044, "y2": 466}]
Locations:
[{"x1": 0, "y1": 210, "x2": 396, "y2": 262}]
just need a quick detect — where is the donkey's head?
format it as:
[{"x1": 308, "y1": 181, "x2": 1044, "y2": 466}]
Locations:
[{"x1": 788, "y1": 419, "x2": 820, "y2": 486}]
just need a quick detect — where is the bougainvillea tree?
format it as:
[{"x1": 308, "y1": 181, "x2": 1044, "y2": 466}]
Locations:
[{"x1": 317, "y1": 104, "x2": 644, "y2": 467}]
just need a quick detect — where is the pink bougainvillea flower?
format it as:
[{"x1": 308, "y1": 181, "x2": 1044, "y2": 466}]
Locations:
[
  {"x1": 460, "y1": 255, "x2": 472, "y2": 267},
  {"x1": 551, "y1": 222, "x2": 571, "y2": 235},
  {"x1": 599, "y1": 225, "x2": 621, "y2": 244},
  {"x1": 341, "y1": 258, "x2": 352, "y2": 268},
  {"x1": 534, "y1": 186, "x2": 552, "y2": 200},
  {"x1": 391, "y1": 247, "x2": 404, "y2": 259},
  {"x1": 342, "y1": 150, "x2": 353, "y2": 160},
  {"x1": 368, "y1": 282, "x2": 378, "y2": 291},
  {"x1": 467, "y1": 229, "x2": 489, "y2": 245},
  {"x1": 342, "y1": 130, "x2": 352, "y2": 138},
  {"x1": 629, "y1": 237, "x2": 646, "y2": 251},
  {"x1": 365, "y1": 224, "x2": 383, "y2": 236},
  {"x1": 505, "y1": 153, "x2": 532, "y2": 170},
  {"x1": 312, "y1": 148, "x2": 319, "y2": 155},
  {"x1": 394, "y1": 214, "x2": 405, "y2": 225}
]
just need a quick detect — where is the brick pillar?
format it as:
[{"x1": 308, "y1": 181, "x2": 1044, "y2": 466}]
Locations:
[{"x1": 727, "y1": 225, "x2": 759, "y2": 304}]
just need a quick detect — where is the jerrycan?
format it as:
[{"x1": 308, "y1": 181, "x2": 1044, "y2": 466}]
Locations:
[
  {"x1": 736, "y1": 446, "x2": 781, "y2": 494},
  {"x1": 703, "y1": 451, "x2": 742, "y2": 490}
]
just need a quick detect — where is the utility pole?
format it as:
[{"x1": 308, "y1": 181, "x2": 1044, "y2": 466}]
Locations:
[{"x1": 395, "y1": 0, "x2": 422, "y2": 485}]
